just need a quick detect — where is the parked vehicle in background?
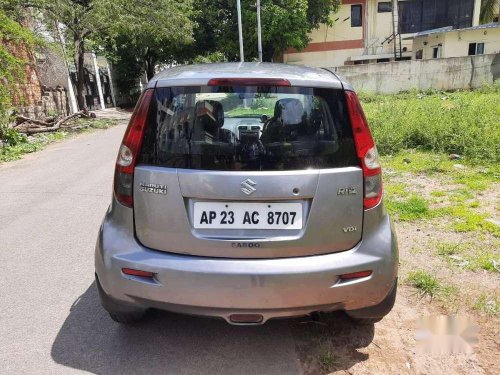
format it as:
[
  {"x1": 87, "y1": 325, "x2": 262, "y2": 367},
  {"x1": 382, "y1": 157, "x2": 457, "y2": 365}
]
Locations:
[{"x1": 95, "y1": 63, "x2": 398, "y2": 325}]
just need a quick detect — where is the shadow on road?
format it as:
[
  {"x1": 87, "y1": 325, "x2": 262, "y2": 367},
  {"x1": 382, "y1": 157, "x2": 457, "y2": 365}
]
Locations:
[
  {"x1": 290, "y1": 312, "x2": 375, "y2": 374},
  {"x1": 52, "y1": 283, "x2": 374, "y2": 374},
  {"x1": 51, "y1": 283, "x2": 300, "y2": 375}
]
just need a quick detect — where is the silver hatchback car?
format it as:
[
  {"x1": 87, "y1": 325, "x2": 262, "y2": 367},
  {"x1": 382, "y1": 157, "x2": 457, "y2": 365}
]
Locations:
[{"x1": 95, "y1": 63, "x2": 398, "y2": 325}]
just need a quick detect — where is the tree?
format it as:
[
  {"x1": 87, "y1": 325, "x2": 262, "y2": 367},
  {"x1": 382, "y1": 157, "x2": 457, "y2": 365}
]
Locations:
[
  {"x1": 27, "y1": 0, "x2": 113, "y2": 110},
  {"x1": 0, "y1": 0, "x2": 114, "y2": 110},
  {"x1": 189, "y1": 0, "x2": 340, "y2": 62},
  {"x1": 480, "y1": 0, "x2": 500, "y2": 23},
  {"x1": 104, "y1": 0, "x2": 195, "y2": 81}
]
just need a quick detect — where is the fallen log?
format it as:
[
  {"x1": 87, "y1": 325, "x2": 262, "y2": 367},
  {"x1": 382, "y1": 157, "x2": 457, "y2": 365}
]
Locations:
[
  {"x1": 14, "y1": 115, "x2": 55, "y2": 127},
  {"x1": 15, "y1": 110, "x2": 93, "y2": 135}
]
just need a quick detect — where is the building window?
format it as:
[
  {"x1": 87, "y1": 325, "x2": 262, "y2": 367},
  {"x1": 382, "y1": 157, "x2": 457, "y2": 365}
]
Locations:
[
  {"x1": 351, "y1": 5, "x2": 362, "y2": 27},
  {"x1": 468, "y1": 42, "x2": 485, "y2": 56},
  {"x1": 415, "y1": 49, "x2": 423, "y2": 59},
  {"x1": 432, "y1": 46, "x2": 442, "y2": 59},
  {"x1": 399, "y1": 0, "x2": 474, "y2": 34},
  {"x1": 378, "y1": 2, "x2": 392, "y2": 13}
]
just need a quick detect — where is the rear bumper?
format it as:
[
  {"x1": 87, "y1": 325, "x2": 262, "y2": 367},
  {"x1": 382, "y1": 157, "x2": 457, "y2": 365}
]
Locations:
[{"x1": 95, "y1": 202, "x2": 398, "y2": 324}]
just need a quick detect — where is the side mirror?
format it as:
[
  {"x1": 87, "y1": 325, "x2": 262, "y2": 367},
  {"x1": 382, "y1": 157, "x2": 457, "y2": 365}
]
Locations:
[{"x1": 260, "y1": 114, "x2": 269, "y2": 123}]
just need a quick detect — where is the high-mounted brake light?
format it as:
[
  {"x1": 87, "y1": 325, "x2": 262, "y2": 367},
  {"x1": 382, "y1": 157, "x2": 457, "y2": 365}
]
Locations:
[
  {"x1": 207, "y1": 78, "x2": 291, "y2": 86},
  {"x1": 345, "y1": 90, "x2": 383, "y2": 209},
  {"x1": 114, "y1": 89, "x2": 153, "y2": 207}
]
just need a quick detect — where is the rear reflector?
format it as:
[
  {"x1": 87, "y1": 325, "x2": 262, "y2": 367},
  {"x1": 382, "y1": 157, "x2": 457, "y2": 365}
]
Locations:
[
  {"x1": 122, "y1": 268, "x2": 155, "y2": 278},
  {"x1": 339, "y1": 270, "x2": 372, "y2": 280},
  {"x1": 229, "y1": 314, "x2": 264, "y2": 324},
  {"x1": 207, "y1": 78, "x2": 291, "y2": 86}
]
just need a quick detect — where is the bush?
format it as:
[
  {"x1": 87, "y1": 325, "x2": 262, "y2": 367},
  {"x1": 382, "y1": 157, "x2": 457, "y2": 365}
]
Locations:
[
  {"x1": 0, "y1": 10, "x2": 40, "y2": 135},
  {"x1": 0, "y1": 126, "x2": 26, "y2": 146},
  {"x1": 360, "y1": 85, "x2": 500, "y2": 163}
]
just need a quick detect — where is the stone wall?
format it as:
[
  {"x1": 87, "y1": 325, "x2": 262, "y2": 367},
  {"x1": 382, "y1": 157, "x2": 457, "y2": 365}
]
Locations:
[
  {"x1": 331, "y1": 53, "x2": 500, "y2": 93},
  {"x1": 19, "y1": 86, "x2": 69, "y2": 119},
  {"x1": 8, "y1": 42, "x2": 42, "y2": 110},
  {"x1": 7, "y1": 42, "x2": 70, "y2": 119}
]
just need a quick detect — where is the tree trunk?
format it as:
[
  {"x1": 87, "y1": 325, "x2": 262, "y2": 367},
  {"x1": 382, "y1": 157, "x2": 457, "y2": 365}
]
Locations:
[
  {"x1": 74, "y1": 35, "x2": 86, "y2": 110},
  {"x1": 145, "y1": 57, "x2": 156, "y2": 81},
  {"x1": 143, "y1": 48, "x2": 157, "y2": 81},
  {"x1": 272, "y1": 49, "x2": 284, "y2": 63}
]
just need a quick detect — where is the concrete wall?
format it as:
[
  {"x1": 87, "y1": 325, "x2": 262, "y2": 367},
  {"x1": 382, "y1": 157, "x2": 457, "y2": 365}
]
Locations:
[
  {"x1": 285, "y1": 47, "x2": 364, "y2": 67},
  {"x1": 332, "y1": 53, "x2": 500, "y2": 93}
]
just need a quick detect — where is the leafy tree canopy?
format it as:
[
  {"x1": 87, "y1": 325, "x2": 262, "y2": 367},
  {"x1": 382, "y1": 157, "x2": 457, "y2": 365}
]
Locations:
[
  {"x1": 102, "y1": 0, "x2": 195, "y2": 80},
  {"x1": 480, "y1": 0, "x2": 500, "y2": 23},
  {"x1": 189, "y1": 0, "x2": 340, "y2": 62}
]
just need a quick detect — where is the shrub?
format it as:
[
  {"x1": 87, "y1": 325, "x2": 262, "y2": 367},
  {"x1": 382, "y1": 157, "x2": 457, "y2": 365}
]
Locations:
[
  {"x1": 360, "y1": 85, "x2": 500, "y2": 163},
  {"x1": 0, "y1": 126, "x2": 26, "y2": 146},
  {"x1": 406, "y1": 270, "x2": 440, "y2": 297}
]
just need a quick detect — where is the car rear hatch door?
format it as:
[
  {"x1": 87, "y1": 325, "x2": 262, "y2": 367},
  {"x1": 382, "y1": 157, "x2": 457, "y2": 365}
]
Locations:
[{"x1": 133, "y1": 84, "x2": 363, "y2": 258}]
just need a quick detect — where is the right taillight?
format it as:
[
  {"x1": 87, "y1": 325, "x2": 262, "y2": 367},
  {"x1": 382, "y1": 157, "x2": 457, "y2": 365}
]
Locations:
[
  {"x1": 345, "y1": 90, "x2": 382, "y2": 210},
  {"x1": 114, "y1": 89, "x2": 153, "y2": 207}
]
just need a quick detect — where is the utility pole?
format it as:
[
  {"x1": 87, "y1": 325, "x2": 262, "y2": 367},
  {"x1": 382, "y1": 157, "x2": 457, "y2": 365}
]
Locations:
[
  {"x1": 92, "y1": 53, "x2": 106, "y2": 110},
  {"x1": 256, "y1": 0, "x2": 263, "y2": 62},
  {"x1": 54, "y1": 21, "x2": 78, "y2": 113},
  {"x1": 236, "y1": 0, "x2": 245, "y2": 62}
]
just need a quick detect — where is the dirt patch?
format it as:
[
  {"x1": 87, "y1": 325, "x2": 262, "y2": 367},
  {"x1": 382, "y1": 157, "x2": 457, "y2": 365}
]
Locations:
[
  {"x1": 292, "y1": 166, "x2": 499, "y2": 374},
  {"x1": 291, "y1": 287, "x2": 493, "y2": 375}
]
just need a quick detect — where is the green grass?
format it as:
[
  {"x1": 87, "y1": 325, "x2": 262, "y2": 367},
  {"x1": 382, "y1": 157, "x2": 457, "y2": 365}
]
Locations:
[
  {"x1": 470, "y1": 253, "x2": 500, "y2": 272},
  {"x1": 384, "y1": 182, "x2": 410, "y2": 199},
  {"x1": 0, "y1": 132, "x2": 66, "y2": 162},
  {"x1": 0, "y1": 118, "x2": 118, "y2": 163},
  {"x1": 436, "y1": 242, "x2": 464, "y2": 257},
  {"x1": 382, "y1": 150, "x2": 499, "y2": 234},
  {"x1": 360, "y1": 85, "x2": 500, "y2": 163},
  {"x1": 448, "y1": 189, "x2": 475, "y2": 203},
  {"x1": 474, "y1": 294, "x2": 500, "y2": 316},
  {"x1": 318, "y1": 351, "x2": 337, "y2": 372},
  {"x1": 382, "y1": 152, "x2": 455, "y2": 174},
  {"x1": 445, "y1": 205, "x2": 499, "y2": 237},
  {"x1": 385, "y1": 195, "x2": 436, "y2": 221},
  {"x1": 436, "y1": 241, "x2": 500, "y2": 272},
  {"x1": 431, "y1": 191, "x2": 447, "y2": 198},
  {"x1": 406, "y1": 270, "x2": 441, "y2": 298}
]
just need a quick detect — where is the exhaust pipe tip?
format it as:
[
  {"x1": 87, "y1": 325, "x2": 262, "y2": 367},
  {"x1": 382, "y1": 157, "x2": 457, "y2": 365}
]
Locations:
[{"x1": 229, "y1": 314, "x2": 264, "y2": 324}]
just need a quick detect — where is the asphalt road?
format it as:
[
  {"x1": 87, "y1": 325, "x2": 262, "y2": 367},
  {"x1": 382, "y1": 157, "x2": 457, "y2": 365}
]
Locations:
[{"x1": 0, "y1": 112, "x2": 300, "y2": 375}]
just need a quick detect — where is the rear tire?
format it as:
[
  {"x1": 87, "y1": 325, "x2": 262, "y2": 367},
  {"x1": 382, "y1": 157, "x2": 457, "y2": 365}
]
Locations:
[
  {"x1": 109, "y1": 311, "x2": 145, "y2": 324},
  {"x1": 96, "y1": 273, "x2": 147, "y2": 324},
  {"x1": 349, "y1": 316, "x2": 383, "y2": 325},
  {"x1": 346, "y1": 279, "x2": 397, "y2": 324}
]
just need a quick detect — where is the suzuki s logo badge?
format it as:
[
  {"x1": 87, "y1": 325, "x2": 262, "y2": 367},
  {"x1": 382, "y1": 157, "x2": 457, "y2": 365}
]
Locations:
[{"x1": 240, "y1": 178, "x2": 257, "y2": 195}]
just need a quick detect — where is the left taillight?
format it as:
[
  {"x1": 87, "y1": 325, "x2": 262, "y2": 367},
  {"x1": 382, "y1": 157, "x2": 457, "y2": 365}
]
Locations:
[
  {"x1": 345, "y1": 90, "x2": 383, "y2": 210},
  {"x1": 114, "y1": 89, "x2": 153, "y2": 207}
]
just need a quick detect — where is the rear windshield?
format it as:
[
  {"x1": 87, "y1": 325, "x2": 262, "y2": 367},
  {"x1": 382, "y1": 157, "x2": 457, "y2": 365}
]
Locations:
[{"x1": 139, "y1": 86, "x2": 358, "y2": 171}]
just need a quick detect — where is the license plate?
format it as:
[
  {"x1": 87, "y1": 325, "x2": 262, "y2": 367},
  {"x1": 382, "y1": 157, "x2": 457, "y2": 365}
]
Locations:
[{"x1": 193, "y1": 202, "x2": 303, "y2": 230}]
